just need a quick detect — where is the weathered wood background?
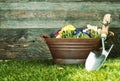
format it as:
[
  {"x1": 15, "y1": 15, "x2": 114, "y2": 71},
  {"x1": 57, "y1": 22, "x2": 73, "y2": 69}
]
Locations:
[{"x1": 0, "y1": 0, "x2": 120, "y2": 59}]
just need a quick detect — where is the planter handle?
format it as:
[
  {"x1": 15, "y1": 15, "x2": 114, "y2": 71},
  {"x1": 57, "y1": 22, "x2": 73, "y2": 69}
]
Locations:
[{"x1": 40, "y1": 34, "x2": 50, "y2": 38}]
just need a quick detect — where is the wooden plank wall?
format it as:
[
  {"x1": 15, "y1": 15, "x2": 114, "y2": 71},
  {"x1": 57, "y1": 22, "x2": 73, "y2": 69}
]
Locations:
[{"x1": 0, "y1": 0, "x2": 120, "y2": 59}]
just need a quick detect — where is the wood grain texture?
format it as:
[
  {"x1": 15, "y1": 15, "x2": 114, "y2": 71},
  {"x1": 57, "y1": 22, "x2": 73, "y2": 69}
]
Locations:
[
  {"x1": 0, "y1": 28, "x2": 53, "y2": 59},
  {"x1": 0, "y1": 28, "x2": 119, "y2": 59},
  {"x1": 0, "y1": 2, "x2": 120, "y2": 28}
]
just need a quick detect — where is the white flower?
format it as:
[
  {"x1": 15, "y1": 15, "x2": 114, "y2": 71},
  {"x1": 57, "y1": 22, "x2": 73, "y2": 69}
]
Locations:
[
  {"x1": 92, "y1": 26, "x2": 98, "y2": 31},
  {"x1": 87, "y1": 24, "x2": 98, "y2": 31},
  {"x1": 83, "y1": 29, "x2": 87, "y2": 33},
  {"x1": 87, "y1": 24, "x2": 92, "y2": 29}
]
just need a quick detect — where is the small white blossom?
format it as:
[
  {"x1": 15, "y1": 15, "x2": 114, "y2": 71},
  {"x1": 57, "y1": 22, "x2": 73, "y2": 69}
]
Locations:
[
  {"x1": 83, "y1": 29, "x2": 87, "y2": 33},
  {"x1": 87, "y1": 24, "x2": 98, "y2": 31},
  {"x1": 87, "y1": 24, "x2": 92, "y2": 29},
  {"x1": 92, "y1": 26, "x2": 98, "y2": 31}
]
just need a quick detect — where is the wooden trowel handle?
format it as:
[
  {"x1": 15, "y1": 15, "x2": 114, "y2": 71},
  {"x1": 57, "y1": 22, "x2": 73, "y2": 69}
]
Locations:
[{"x1": 101, "y1": 14, "x2": 111, "y2": 35}]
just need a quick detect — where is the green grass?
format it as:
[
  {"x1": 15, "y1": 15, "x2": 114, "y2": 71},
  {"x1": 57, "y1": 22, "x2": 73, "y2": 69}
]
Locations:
[{"x1": 0, "y1": 58, "x2": 120, "y2": 81}]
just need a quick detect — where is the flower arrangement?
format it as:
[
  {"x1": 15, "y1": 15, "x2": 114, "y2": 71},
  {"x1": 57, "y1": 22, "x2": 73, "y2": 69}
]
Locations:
[
  {"x1": 41, "y1": 14, "x2": 114, "y2": 64},
  {"x1": 54, "y1": 24, "x2": 101, "y2": 38}
]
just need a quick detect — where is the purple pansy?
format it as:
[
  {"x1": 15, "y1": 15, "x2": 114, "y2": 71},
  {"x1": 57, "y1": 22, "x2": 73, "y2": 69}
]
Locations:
[{"x1": 54, "y1": 29, "x2": 61, "y2": 36}]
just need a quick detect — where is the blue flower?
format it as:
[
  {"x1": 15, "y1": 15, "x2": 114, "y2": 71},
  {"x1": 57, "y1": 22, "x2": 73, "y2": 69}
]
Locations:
[{"x1": 74, "y1": 30, "x2": 81, "y2": 35}]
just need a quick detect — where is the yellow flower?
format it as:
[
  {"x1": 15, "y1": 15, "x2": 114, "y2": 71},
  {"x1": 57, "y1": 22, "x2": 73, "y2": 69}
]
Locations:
[
  {"x1": 61, "y1": 24, "x2": 76, "y2": 31},
  {"x1": 58, "y1": 30, "x2": 63, "y2": 34},
  {"x1": 56, "y1": 31, "x2": 62, "y2": 38},
  {"x1": 56, "y1": 24, "x2": 76, "y2": 38},
  {"x1": 56, "y1": 35, "x2": 62, "y2": 38}
]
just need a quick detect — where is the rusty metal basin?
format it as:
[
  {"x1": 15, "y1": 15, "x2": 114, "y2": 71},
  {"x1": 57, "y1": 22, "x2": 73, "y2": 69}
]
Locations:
[{"x1": 42, "y1": 36, "x2": 101, "y2": 64}]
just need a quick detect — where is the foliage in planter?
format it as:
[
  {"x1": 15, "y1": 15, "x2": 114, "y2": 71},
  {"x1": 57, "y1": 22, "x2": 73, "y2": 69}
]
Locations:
[{"x1": 53, "y1": 24, "x2": 101, "y2": 38}]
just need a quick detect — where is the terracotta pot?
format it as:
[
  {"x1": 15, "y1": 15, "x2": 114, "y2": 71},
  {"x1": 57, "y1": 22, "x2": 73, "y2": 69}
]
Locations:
[{"x1": 42, "y1": 35, "x2": 101, "y2": 64}]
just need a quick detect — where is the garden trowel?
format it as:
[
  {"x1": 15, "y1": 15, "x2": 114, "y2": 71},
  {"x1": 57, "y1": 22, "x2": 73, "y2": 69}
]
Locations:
[{"x1": 85, "y1": 14, "x2": 114, "y2": 71}]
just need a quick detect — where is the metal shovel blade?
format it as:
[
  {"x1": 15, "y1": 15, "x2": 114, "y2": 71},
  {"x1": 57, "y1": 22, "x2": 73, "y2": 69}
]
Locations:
[{"x1": 85, "y1": 38, "x2": 114, "y2": 71}]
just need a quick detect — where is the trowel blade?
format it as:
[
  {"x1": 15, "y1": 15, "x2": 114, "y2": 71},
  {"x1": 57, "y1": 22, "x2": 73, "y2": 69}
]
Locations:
[{"x1": 85, "y1": 51, "x2": 106, "y2": 71}]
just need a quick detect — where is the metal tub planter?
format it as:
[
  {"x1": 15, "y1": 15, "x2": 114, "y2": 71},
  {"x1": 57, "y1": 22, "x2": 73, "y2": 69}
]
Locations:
[{"x1": 42, "y1": 35, "x2": 101, "y2": 64}]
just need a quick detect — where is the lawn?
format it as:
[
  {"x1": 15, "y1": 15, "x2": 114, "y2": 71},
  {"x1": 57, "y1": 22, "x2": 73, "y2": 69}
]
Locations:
[{"x1": 0, "y1": 58, "x2": 120, "y2": 81}]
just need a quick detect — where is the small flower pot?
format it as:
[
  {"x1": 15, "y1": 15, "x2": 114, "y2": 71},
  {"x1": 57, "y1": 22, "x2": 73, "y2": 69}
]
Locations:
[{"x1": 42, "y1": 35, "x2": 101, "y2": 64}]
